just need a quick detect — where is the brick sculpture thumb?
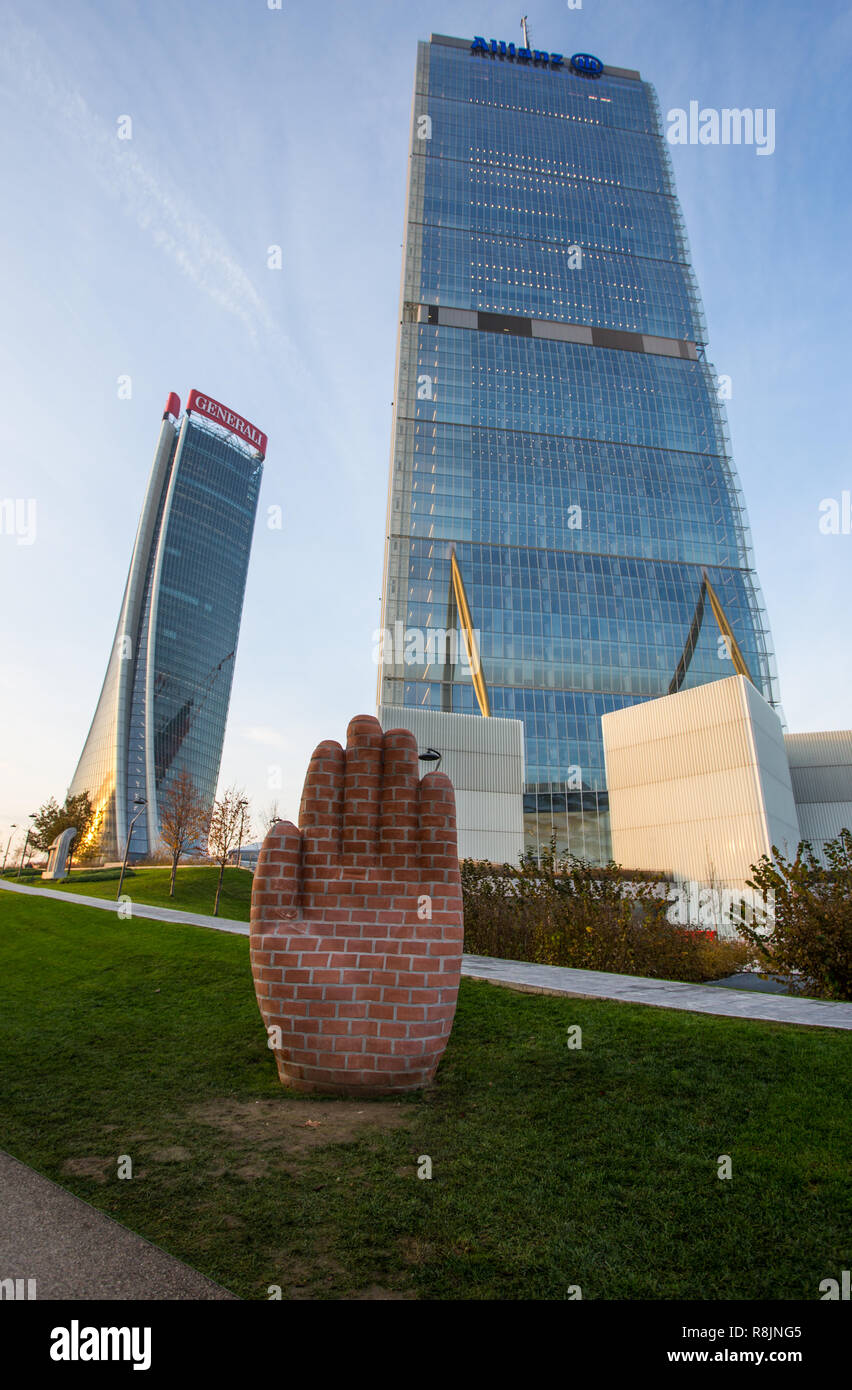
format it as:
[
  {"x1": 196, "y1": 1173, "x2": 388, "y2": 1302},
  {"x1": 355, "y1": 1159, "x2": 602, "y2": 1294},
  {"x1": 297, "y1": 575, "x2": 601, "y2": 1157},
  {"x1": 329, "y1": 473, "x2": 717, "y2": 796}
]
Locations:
[{"x1": 250, "y1": 715, "x2": 464, "y2": 1095}]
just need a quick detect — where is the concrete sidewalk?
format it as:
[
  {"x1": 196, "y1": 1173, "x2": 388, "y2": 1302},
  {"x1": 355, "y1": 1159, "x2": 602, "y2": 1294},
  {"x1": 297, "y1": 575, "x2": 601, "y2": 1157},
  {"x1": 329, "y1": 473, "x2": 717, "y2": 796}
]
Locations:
[
  {"x1": 3, "y1": 877, "x2": 851, "y2": 1029},
  {"x1": 0, "y1": 1150, "x2": 235, "y2": 1300},
  {"x1": 461, "y1": 954, "x2": 852, "y2": 1030}
]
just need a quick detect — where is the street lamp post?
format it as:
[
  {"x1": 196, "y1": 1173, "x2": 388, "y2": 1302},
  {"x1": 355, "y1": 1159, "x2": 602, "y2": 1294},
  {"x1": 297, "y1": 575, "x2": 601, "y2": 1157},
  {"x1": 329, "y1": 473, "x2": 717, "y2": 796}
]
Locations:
[
  {"x1": 418, "y1": 747, "x2": 443, "y2": 774},
  {"x1": 236, "y1": 805, "x2": 246, "y2": 869},
  {"x1": 2, "y1": 825, "x2": 16, "y2": 874},
  {"x1": 16, "y1": 815, "x2": 35, "y2": 878},
  {"x1": 117, "y1": 800, "x2": 147, "y2": 900}
]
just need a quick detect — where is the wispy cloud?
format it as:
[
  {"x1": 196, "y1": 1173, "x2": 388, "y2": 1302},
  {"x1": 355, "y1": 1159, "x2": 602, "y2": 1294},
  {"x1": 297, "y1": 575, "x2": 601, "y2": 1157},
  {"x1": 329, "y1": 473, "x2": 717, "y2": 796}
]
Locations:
[{"x1": 2, "y1": 17, "x2": 274, "y2": 343}]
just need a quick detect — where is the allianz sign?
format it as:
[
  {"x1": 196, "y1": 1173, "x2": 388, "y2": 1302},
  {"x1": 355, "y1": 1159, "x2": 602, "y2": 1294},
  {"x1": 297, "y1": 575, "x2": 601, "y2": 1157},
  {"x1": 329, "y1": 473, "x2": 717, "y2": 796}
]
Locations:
[{"x1": 470, "y1": 39, "x2": 604, "y2": 76}]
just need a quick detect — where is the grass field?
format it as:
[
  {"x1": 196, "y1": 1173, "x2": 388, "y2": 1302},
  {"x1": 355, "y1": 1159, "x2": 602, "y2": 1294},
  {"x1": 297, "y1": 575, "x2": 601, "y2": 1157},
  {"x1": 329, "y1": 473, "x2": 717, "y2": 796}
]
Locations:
[{"x1": 0, "y1": 890, "x2": 849, "y2": 1300}]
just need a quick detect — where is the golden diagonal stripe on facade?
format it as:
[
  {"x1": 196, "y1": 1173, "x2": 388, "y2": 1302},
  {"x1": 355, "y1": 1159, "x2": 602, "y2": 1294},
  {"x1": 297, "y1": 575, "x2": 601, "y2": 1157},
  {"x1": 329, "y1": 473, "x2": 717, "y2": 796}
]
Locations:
[
  {"x1": 703, "y1": 573, "x2": 754, "y2": 683},
  {"x1": 670, "y1": 571, "x2": 756, "y2": 693},
  {"x1": 450, "y1": 550, "x2": 491, "y2": 717}
]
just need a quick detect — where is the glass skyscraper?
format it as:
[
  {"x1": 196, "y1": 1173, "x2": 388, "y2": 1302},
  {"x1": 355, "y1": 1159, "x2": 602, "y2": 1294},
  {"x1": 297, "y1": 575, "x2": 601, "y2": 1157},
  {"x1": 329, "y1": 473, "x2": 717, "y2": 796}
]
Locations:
[
  {"x1": 69, "y1": 390, "x2": 265, "y2": 860},
  {"x1": 378, "y1": 32, "x2": 780, "y2": 862}
]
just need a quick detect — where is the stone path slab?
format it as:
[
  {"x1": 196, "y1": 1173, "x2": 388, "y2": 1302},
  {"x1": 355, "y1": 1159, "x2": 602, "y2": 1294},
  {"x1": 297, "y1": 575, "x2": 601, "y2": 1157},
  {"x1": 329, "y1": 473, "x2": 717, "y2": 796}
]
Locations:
[
  {"x1": 3, "y1": 878, "x2": 850, "y2": 1030},
  {"x1": 461, "y1": 954, "x2": 852, "y2": 1029},
  {"x1": 0, "y1": 1150, "x2": 235, "y2": 1300}
]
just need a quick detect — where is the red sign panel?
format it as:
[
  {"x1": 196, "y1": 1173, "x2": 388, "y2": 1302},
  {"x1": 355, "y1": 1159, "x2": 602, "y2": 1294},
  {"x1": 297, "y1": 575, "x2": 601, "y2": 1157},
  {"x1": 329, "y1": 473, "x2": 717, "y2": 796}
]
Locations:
[
  {"x1": 186, "y1": 389, "x2": 267, "y2": 458},
  {"x1": 164, "y1": 391, "x2": 181, "y2": 420}
]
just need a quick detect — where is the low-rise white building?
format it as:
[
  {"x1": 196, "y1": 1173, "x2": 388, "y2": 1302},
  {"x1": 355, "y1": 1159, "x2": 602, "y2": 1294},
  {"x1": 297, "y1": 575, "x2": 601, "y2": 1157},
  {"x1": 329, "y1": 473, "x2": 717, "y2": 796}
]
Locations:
[
  {"x1": 602, "y1": 675, "x2": 801, "y2": 890},
  {"x1": 377, "y1": 705, "x2": 525, "y2": 864},
  {"x1": 784, "y1": 731, "x2": 852, "y2": 862}
]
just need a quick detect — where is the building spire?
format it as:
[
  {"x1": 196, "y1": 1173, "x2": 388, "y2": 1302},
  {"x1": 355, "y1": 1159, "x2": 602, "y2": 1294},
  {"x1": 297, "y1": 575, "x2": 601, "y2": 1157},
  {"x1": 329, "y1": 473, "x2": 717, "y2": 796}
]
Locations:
[{"x1": 521, "y1": 15, "x2": 531, "y2": 49}]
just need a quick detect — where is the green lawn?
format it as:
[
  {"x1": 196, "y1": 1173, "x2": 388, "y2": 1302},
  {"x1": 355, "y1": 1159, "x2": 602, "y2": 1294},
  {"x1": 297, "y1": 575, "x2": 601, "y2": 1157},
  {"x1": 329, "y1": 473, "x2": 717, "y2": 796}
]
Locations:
[
  {"x1": 0, "y1": 891, "x2": 848, "y2": 1300},
  {"x1": 26, "y1": 864, "x2": 252, "y2": 921}
]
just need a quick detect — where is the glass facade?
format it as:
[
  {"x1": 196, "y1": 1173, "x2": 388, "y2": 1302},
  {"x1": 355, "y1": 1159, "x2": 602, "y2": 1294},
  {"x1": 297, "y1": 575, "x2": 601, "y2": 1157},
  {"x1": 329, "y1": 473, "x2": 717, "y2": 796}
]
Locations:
[
  {"x1": 69, "y1": 397, "x2": 263, "y2": 859},
  {"x1": 378, "y1": 35, "x2": 780, "y2": 863}
]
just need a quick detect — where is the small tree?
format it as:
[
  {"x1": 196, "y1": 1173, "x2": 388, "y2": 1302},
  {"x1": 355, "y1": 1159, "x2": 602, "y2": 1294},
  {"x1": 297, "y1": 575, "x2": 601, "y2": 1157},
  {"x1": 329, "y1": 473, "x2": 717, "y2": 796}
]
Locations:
[
  {"x1": 30, "y1": 792, "x2": 97, "y2": 870},
  {"x1": 208, "y1": 787, "x2": 250, "y2": 916},
  {"x1": 740, "y1": 830, "x2": 852, "y2": 1001},
  {"x1": 30, "y1": 797, "x2": 63, "y2": 853},
  {"x1": 159, "y1": 769, "x2": 211, "y2": 898}
]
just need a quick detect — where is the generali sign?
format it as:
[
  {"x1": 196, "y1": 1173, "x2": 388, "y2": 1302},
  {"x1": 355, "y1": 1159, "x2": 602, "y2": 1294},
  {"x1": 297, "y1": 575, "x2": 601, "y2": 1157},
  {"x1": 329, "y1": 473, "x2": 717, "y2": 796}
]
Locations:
[{"x1": 186, "y1": 389, "x2": 267, "y2": 457}]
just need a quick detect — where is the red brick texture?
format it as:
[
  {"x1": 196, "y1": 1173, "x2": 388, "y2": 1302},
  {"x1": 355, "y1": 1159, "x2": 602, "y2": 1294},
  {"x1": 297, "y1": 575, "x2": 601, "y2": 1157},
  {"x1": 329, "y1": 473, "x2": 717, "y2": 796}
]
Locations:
[{"x1": 250, "y1": 715, "x2": 464, "y2": 1095}]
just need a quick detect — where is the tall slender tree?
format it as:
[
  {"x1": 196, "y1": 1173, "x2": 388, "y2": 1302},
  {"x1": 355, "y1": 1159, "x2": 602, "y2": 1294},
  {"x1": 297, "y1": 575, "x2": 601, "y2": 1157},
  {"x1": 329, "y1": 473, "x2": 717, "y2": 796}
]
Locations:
[
  {"x1": 159, "y1": 769, "x2": 210, "y2": 898},
  {"x1": 208, "y1": 788, "x2": 250, "y2": 916}
]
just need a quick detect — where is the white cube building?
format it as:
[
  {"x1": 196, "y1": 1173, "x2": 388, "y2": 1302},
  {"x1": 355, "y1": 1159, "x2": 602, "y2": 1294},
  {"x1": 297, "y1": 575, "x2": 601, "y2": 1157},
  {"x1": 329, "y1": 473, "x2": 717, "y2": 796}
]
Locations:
[
  {"x1": 602, "y1": 675, "x2": 801, "y2": 889},
  {"x1": 376, "y1": 705, "x2": 525, "y2": 864}
]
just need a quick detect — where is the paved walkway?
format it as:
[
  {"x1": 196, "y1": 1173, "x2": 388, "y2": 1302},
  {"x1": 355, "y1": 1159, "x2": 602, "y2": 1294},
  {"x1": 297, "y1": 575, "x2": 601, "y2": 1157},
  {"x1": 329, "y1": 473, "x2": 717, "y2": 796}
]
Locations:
[
  {"x1": 0, "y1": 877, "x2": 249, "y2": 935},
  {"x1": 3, "y1": 878, "x2": 851, "y2": 1030},
  {"x1": 461, "y1": 954, "x2": 852, "y2": 1029},
  {"x1": 0, "y1": 1150, "x2": 235, "y2": 1300}
]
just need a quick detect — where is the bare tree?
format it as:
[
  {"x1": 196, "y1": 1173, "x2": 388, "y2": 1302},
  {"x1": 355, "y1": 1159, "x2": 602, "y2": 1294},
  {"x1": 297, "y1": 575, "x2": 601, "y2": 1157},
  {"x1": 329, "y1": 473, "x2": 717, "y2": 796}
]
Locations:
[
  {"x1": 208, "y1": 786, "x2": 250, "y2": 916},
  {"x1": 259, "y1": 800, "x2": 281, "y2": 833},
  {"x1": 159, "y1": 769, "x2": 211, "y2": 898}
]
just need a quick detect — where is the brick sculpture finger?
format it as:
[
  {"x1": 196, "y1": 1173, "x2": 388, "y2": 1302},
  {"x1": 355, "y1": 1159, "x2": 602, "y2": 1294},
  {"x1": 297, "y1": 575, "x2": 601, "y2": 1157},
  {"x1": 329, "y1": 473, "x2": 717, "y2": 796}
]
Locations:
[{"x1": 250, "y1": 715, "x2": 464, "y2": 1095}]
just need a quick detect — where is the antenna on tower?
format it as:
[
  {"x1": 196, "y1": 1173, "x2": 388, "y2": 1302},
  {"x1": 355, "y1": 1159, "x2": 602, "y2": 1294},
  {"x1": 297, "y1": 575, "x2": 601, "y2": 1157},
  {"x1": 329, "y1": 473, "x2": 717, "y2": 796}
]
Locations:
[{"x1": 521, "y1": 15, "x2": 531, "y2": 49}]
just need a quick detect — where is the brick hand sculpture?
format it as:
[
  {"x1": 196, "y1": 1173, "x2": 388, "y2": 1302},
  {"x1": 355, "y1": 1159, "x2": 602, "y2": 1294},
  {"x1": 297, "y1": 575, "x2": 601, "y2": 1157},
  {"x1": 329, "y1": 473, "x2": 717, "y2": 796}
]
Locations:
[{"x1": 250, "y1": 715, "x2": 464, "y2": 1095}]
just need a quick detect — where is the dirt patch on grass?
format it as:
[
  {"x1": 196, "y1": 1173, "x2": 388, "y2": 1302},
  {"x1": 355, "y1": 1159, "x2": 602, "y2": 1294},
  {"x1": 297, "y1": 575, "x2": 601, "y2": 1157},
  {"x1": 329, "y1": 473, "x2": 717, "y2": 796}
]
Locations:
[
  {"x1": 265, "y1": 1239, "x2": 415, "y2": 1301},
  {"x1": 272, "y1": 1251, "x2": 346, "y2": 1293},
  {"x1": 60, "y1": 1156, "x2": 113, "y2": 1183},
  {"x1": 232, "y1": 1161, "x2": 271, "y2": 1181},
  {"x1": 150, "y1": 1145, "x2": 192, "y2": 1163},
  {"x1": 189, "y1": 1097, "x2": 416, "y2": 1156}
]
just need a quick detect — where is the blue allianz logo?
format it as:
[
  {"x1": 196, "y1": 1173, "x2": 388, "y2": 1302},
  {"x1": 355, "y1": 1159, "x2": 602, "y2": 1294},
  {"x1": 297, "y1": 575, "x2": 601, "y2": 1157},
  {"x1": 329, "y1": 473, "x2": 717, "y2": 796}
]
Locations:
[
  {"x1": 470, "y1": 36, "x2": 564, "y2": 67},
  {"x1": 570, "y1": 52, "x2": 604, "y2": 76}
]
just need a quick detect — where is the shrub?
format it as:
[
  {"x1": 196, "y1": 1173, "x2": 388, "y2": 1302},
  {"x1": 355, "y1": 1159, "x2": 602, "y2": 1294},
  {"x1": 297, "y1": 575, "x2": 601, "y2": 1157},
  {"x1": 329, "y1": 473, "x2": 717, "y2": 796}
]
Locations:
[
  {"x1": 461, "y1": 846, "x2": 752, "y2": 983},
  {"x1": 61, "y1": 868, "x2": 134, "y2": 884},
  {"x1": 738, "y1": 830, "x2": 852, "y2": 1001}
]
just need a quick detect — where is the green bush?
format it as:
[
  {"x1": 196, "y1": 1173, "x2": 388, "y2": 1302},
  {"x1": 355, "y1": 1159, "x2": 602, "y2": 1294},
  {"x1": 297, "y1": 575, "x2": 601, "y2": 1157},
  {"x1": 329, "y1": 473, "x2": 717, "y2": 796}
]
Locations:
[
  {"x1": 739, "y1": 830, "x2": 852, "y2": 1001},
  {"x1": 61, "y1": 868, "x2": 135, "y2": 884},
  {"x1": 461, "y1": 846, "x2": 752, "y2": 983}
]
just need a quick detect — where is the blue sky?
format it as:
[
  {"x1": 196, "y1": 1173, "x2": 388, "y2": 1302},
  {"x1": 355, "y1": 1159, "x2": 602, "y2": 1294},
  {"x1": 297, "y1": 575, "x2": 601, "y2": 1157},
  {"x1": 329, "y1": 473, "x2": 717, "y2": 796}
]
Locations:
[{"x1": 1, "y1": 0, "x2": 850, "y2": 843}]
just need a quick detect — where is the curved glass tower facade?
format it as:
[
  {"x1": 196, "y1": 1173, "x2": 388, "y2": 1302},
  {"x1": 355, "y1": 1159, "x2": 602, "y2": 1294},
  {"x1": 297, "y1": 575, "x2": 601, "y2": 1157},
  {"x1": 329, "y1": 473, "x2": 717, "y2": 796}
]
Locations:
[
  {"x1": 69, "y1": 390, "x2": 265, "y2": 860},
  {"x1": 378, "y1": 34, "x2": 780, "y2": 862}
]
